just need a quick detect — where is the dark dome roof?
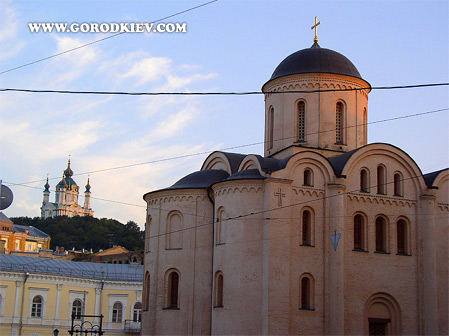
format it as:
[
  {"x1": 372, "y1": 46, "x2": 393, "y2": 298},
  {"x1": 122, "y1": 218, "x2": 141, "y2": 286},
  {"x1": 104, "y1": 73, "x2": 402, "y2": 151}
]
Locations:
[{"x1": 268, "y1": 42, "x2": 362, "y2": 82}]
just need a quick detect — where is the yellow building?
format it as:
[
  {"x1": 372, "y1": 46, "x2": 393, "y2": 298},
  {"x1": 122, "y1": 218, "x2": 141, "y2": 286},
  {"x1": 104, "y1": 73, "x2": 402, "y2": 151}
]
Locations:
[
  {"x1": 0, "y1": 254, "x2": 143, "y2": 336},
  {"x1": 0, "y1": 212, "x2": 50, "y2": 254}
]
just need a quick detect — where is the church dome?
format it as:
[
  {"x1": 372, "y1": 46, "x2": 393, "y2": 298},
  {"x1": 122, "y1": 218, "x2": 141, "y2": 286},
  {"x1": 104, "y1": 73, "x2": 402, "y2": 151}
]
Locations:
[{"x1": 268, "y1": 42, "x2": 362, "y2": 82}]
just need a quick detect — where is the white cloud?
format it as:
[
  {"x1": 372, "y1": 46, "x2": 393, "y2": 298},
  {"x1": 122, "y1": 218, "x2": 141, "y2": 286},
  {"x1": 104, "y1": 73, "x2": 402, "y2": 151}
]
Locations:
[
  {"x1": 121, "y1": 57, "x2": 172, "y2": 85},
  {"x1": 0, "y1": 2, "x2": 25, "y2": 60}
]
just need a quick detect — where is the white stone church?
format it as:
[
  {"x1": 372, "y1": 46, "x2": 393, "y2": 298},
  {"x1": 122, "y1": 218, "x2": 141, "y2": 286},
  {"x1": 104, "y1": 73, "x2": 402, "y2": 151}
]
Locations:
[
  {"x1": 141, "y1": 36, "x2": 448, "y2": 335},
  {"x1": 40, "y1": 159, "x2": 93, "y2": 218}
]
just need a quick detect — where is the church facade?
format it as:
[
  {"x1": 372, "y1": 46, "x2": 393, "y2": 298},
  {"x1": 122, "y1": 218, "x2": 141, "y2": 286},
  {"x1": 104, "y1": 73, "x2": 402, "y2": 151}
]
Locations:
[
  {"x1": 141, "y1": 39, "x2": 448, "y2": 335},
  {"x1": 40, "y1": 160, "x2": 94, "y2": 218}
]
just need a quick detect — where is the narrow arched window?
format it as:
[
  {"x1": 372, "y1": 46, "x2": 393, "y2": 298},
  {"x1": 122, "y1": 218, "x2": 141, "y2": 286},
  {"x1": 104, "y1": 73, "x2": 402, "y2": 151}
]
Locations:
[
  {"x1": 363, "y1": 107, "x2": 368, "y2": 144},
  {"x1": 168, "y1": 272, "x2": 179, "y2": 309},
  {"x1": 377, "y1": 165, "x2": 386, "y2": 194},
  {"x1": 216, "y1": 208, "x2": 226, "y2": 245},
  {"x1": 397, "y1": 220, "x2": 407, "y2": 254},
  {"x1": 354, "y1": 215, "x2": 364, "y2": 250},
  {"x1": 298, "y1": 101, "x2": 306, "y2": 141},
  {"x1": 375, "y1": 217, "x2": 386, "y2": 252},
  {"x1": 133, "y1": 302, "x2": 142, "y2": 322},
  {"x1": 268, "y1": 106, "x2": 274, "y2": 150},
  {"x1": 112, "y1": 302, "x2": 123, "y2": 322},
  {"x1": 31, "y1": 296, "x2": 42, "y2": 317},
  {"x1": 214, "y1": 272, "x2": 224, "y2": 307},
  {"x1": 360, "y1": 169, "x2": 369, "y2": 192},
  {"x1": 145, "y1": 215, "x2": 151, "y2": 253},
  {"x1": 299, "y1": 274, "x2": 314, "y2": 310},
  {"x1": 143, "y1": 271, "x2": 150, "y2": 311},
  {"x1": 303, "y1": 169, "x2": 313, "y2": 187},
  {"x1": 72, "y1": 299, "x2": 83, "y2": 320},
  {"x1": 336, "y1": 102, "x2": 344, "y2": 143},
  {"x1": 394, "y1": 173, "x2": 403, "y2": 196},
  {"x1": 301, "y1": 210, "x2": 312, "y2": 246}
]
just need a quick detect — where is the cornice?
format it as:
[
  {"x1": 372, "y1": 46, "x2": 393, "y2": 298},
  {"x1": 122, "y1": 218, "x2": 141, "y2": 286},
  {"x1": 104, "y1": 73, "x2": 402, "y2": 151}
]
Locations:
[
  {"x1": 146, "y1": 192, "x2": 208, "y2": 206},
  {"x1": 213, "y1": 182, "x2": 264, "y2": 197},
  {"x1": 346, "y1": 192, "x2": 416, "y2": 207},
  {"x1": 292, "y1": 186, "x2": 325, "y2": 198}
]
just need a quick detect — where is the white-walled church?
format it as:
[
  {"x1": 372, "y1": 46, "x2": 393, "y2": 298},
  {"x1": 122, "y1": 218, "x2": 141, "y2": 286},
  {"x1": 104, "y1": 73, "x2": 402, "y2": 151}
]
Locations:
[
  {"x1": 141, "y1": 34, "x2": 448, "y2": 335},
  {"x1": 40, "y1": 159, "x2": 94, "y2": 218}
]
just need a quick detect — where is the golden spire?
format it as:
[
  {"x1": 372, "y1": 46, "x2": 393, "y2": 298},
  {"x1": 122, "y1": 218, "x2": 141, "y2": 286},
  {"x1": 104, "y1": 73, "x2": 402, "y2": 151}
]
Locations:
[{"x1": 311, "y1": 16, "x2": 321, "y2": 43}]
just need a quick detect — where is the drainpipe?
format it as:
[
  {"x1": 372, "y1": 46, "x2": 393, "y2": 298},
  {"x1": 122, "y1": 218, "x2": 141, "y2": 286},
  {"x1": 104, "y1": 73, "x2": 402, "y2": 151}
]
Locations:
[
  {"x1": 207, "y1": 188, "x2": 215, "y2": 336},
  {"x1": 18, "y1": 272, "x2": 30, "y2": 336}
]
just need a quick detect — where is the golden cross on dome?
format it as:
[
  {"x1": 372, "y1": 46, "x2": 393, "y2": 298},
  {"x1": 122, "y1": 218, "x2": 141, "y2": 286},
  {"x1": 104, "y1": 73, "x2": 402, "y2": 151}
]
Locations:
[{"x1": 311, "y1": 16, "x2": 321, "y2": 43}]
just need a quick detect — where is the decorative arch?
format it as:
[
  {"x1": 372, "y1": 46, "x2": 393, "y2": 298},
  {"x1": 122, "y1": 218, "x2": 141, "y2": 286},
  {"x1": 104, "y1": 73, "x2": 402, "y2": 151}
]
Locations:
[
  {"x1": 145, "y1": 215, "x2": 152, "y2": 253},
  {"x1": 166, "y1": 211, "x2": 183, "y2": 250},
  {"x1": 216, "y1": 207, "x2": 226, "y2": 245},
  {"x1": 364, "y1": 292, "x2": 401, "y2": 335},
  {"x1": 143, "y1": 271, "x2": 150, "y2": 311}
]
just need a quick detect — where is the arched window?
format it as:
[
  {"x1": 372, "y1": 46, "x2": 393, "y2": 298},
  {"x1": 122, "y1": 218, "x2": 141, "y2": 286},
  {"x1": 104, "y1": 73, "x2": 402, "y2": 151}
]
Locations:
[
  {"x1": 145, "y1": 215, "x2": 151, "y2": 253},
  {"x1": 214, "y1": 272, "x2": 224, "y2": 307},
  {"x1": 166, "y1": 212, "x2": 182, "y2": 249},
  {"x1": 360, "y1": 168, "x2": 369, "y2": 193},
  {"x1": 336, "y1": 102, "x2": 344, "y2": 144},
  {"x1": 375, "y1": 217, "x2": 387, "y2": 252},
  {"x1": 72, "y1": 299, "x2": 83, "y2": 319},
  {"x1": 301, "y1": 209, "x2": 313, "y2": 246},
  {"x1": 353, "y1": 214, "x2": 365, "y2": 251},
  {"x1": 303, "y1": 168, "x2": 313, "y2": 187},
  {"x1": 133, "y1": 302, "x2": 142, "y2": 322},
  {"x1": 167, "y1": 271, "x2": 180, "y2": 309},
  {"x1": 112, "y1": 302, "x2": 123, "y2": 323},
  {"x1": 143, "y1": 271, "x2": 150, "y2": 311},
  {"x1": 363, "y1": 107, "x2": 368, "y2": 144},
  {"x1": 396, "y1": 219, "x2": 408, "y2": 254},
  {"x1": 299, "y1": 274, "x2": 314, "y2": 310},
  {"x1": 31, "y1": 296, "x2": 43, "y2": 317},
  {"x1": 394, "y1": 173, "x2": 403, "y2": 196},
  {"x1": 377, "y1": 165, "x2": 386, "y2": 195},
  {"x1": 216, "y1": 207, "x2": 226, "y2": 245},
  {"x1": 297, "y1": 101, "x2": 306, "y2": 141},
  {"x1": 267, "y1": 106, "x2": 274, "y2": 150}
]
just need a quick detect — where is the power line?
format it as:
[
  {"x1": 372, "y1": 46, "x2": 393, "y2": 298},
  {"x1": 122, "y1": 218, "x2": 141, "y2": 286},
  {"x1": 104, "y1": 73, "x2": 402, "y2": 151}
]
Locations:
[
  {"x1": 3, "y1": 107, "x2": 448, "y2": 188},
  {"x1": 1, "y1": 82, "x2": 448, "y2": 95},
  {"x1": 0, "y1": 0, "x2": 219, "y2": 75}
]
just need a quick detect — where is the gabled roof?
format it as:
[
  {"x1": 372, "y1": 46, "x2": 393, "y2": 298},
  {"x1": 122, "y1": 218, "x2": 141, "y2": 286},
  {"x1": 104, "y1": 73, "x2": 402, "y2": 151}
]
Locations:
[
  {"x1": 423, "y1": 168, "x2": 448, "y2": 188},
  {"x1": 13, "y1": 224, "x2": 49, "y2": 238},
  {"x1": 0, "y1": 212, "x2": 13, "y2": 224}
]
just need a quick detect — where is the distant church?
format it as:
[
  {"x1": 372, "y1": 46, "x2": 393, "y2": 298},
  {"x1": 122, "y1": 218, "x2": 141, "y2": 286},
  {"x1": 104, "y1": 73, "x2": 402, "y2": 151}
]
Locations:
[
  {"x1": 141, "y1": 27, "x2": 448, "y2": 335},
  {"x1": 41, "y1": 159, "x2": 93, "y2": 218}
]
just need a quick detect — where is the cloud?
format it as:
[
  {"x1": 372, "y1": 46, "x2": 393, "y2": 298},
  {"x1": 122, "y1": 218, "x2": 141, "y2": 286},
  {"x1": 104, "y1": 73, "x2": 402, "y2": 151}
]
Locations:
[
  {"x1": 0, "y1": 2, "x2": 25, "y2": 60},
  {"x1": 120, "y1": 56, "x2": 172, "y2": 85}
]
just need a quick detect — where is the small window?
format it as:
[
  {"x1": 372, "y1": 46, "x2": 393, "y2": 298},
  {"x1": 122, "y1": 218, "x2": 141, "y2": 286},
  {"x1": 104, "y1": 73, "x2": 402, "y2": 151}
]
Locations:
[
  {"x1": 394, "y1": 173, "x2": 403, "y2": 196},
  {"x1": 268, "y1": 106, "x2": 274, "y2": 150},
  {"x1": 216, "y1": 207, "x2": 226, "y2": 245},
  {"x1": 303, "y1": 169, "x2": 313, "y2": 187},
  {"x1": 360, "y1": 169, "x2": 369, "y2": 193},
  {"x1": 145, "y1": 215, "x2": 151, "y2": 253},
  {"x1": 298, "y1": 101, "x2": 306, "y2": 142},
  {"x1": 112, "y1": 302, "x2": 123, "y2": 323},
  {"x1": 336, "y1": 102, "x2": 344, "y2": 144},
  {"x1": 301, "y1": 210, "x2": 312, "y2": 246},
  {"x1": 133, "y1": 302, "x2": 142, "y2": 322},
  {"x1": 299, "y1": 274, "x2": 314, "y2": 310},
  {"x1": 72, "y1": 299, "x2": 83, "y2": 320},
  {"x1": 377, "y1": 166, "x2": 386, "y2": 195},
  {"x1": 167, "y1": 271, "x2": 179, "y2": 309},
  {"x1": 397, "y1": 219, "x2": 407, "y2": 254},
  {"x1": 214, "y1": 272, "x2": 224, "y2": 307},
  {"x1": 31, "y1": 296, "x2": 42, "y2": 317},
  {"x1": 363, "y1": 108, "x2": 368, "y2": 144},
  {"x1": 143, "y1": 271, "x2": 150, "y2": 311},
  {"x1": 166, "y1": 212, "x2": 183, "y2": 249},
  {"x1": 353, "y1": 214, "x2": 365, "y2": 250},
  {"x1": 375, "y1": 217, "x2": 387, "y2": 252}
]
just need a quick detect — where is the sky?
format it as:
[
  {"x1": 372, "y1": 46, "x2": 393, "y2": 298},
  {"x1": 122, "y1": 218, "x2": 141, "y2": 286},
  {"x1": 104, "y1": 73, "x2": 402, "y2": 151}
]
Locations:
[{"x1": 0, "y1": 0, "x2": 448, "y2": 228}]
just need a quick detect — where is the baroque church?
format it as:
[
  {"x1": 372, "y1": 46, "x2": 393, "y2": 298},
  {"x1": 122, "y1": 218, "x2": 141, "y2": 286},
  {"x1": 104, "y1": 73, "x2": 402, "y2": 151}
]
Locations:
[
  {"x1": 141, "y1": 32, "x2": 448, "y2": 335},
  {"x1": 40, "y1": 159, "x2": 94, "y2": 218}
]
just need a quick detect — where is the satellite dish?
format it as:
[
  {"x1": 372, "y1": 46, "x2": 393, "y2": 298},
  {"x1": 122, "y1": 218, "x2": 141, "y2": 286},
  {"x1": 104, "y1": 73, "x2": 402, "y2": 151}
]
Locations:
[{"x1": 0, "y1": 182, "x2": 14, "y2": 210}]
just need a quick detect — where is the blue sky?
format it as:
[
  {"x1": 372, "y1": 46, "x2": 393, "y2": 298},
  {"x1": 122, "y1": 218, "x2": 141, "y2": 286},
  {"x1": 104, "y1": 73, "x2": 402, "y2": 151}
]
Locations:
[{"x1": 1, "y1": 0, "x2": 448, "y2": 227}]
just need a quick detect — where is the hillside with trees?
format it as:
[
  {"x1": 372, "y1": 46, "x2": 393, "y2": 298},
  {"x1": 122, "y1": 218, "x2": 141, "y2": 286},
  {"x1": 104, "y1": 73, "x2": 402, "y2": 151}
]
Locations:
[{"x1": 11, "y1": 216, "x2": 144, "y2": 252}]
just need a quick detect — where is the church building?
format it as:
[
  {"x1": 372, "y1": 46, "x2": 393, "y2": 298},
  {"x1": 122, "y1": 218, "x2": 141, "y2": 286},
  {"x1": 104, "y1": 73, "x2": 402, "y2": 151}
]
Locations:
[
  {"x1": 40, "y1": 159, "x2": 94, "y2": 218},
  {"x1": 141, "y1": 32, "x2": 448, "y2": 335}
]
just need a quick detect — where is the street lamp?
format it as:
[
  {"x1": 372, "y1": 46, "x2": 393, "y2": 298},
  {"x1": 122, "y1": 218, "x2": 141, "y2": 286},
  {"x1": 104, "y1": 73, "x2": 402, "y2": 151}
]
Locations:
[{"x1": 53, "y1": 329, "x2": 59, "y2": 336}]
